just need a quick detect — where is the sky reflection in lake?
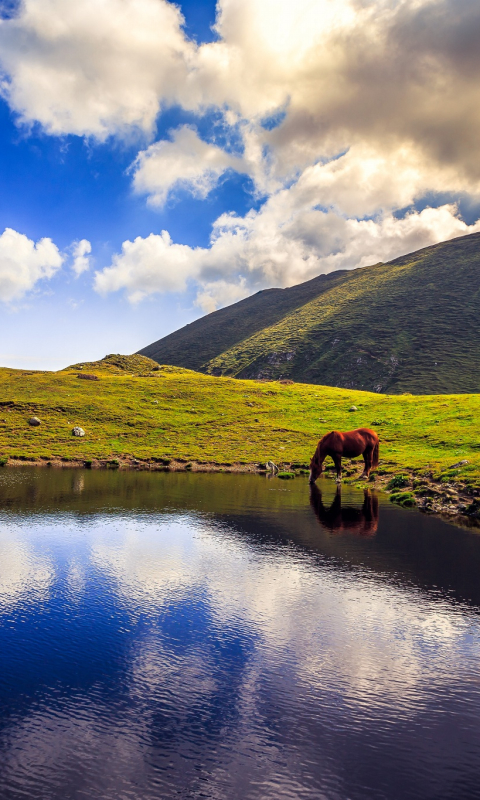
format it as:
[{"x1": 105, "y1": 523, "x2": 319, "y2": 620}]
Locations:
[{"x1": 1, "y1": 469, "x2": 480, "y2": 800}]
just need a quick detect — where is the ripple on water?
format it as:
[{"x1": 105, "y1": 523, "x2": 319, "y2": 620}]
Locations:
[{"x1": 0, "y1": 469, "x2": 480, "y2": 799}]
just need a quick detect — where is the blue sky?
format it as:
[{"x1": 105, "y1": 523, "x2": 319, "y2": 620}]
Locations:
[
  {"x1": 0, "y1": 0, "x2": 228, "y2": 369},
  {"x1": 0, "y1": 0, "x2": 479, "y2": 369}
]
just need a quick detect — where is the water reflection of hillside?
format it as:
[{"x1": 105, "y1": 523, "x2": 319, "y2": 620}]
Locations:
[
  {"x1": 2, "y1": 468, "x2": 480, "y2": 609},
  {"x1": 310, "y1": 486, "x2": 378, "y2": 537},
  {"x1": 0, "y1": 467, "x2": 311, "y2": 516}
]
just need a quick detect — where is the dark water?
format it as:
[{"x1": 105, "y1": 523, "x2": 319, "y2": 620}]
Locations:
[{"x1": 1, "y1": 469, "x2": 480, "y2": 800}]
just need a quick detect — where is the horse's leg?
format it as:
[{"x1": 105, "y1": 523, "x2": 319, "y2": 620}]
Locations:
[
  {"x1": 333, "y1": 453, "x2": 342, "y2": 483},
  {"x1": 361, "y1": 446, "x2": 373, "y2": 478}
]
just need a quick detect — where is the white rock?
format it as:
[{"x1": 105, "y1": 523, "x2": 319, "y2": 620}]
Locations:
[{"x1": 72, "y1": 426, "x2": 85, "y2": 437}]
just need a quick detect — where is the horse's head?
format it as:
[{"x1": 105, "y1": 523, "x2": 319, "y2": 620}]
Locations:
[{"x1": 309, "y1": 453, "x2": 323, "y2": 484}]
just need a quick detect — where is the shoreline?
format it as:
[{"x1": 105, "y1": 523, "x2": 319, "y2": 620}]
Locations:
[{"x1": 2, "y1": 456, "x2": 479, "y2": 530}]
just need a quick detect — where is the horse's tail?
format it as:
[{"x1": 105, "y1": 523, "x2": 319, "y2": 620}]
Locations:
[{"x1": 372, "y1": 439, "x2": 379, "y2": 469}]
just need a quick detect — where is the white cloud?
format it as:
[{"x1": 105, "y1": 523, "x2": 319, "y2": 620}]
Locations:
[
  {"x1": 132, "y1": 125, "x2": 247, "y2": 206},
  {"x1": 2, "y1": 0, "x2": 480, "y2": 183},
  {"x1": 194, "y1": 278, "x2": 249, "y2": 314},
  {"x1": 0, "y1": 0, "x2": 193, "y2": 138},
  {"x1": 96, "y1": 172, "x2": 480, "y2": 309},
  {"x1": 94, "y1": 230, "x2": 204, "y2": 302},
  {"x1": 2, "y1": 0, "x2": 480, "y2": 306},
  {"x1": 71, "y1": 238, "x2": 91, "y2": 275},
  {"x1": 0, "y1": 228, "x2": 63, "y2": 302}
]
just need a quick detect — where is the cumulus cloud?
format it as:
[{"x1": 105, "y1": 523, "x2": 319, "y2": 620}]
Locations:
[
  {"x1": 205, "y1": 0, "x2": 480, "y2": 183},
  {"x1": 0, "y1": 0, "x2": 193, "y2": 138},
  {"x1": 0, "y1": 228, "x2": 63, "y2": 302},
  {"x1": 2, "y1": 0, "x2": 480, "y2": 180},
  {"x1": 2, "y1": 0, "x2": 480, "y2": 305},
  {"x1": 96, "y1": 171, "x2": 480, "y2": 309},
  {"x1": 71, "y1": 239, "x2": 91, "y2": 275},
  {"x1": 132, "y1": 126, "x2": 248, "y2": 206},
  {"x1": 194, "y1": 279, "x2": 249, "y2": 314},
  {"x1": 94, "y1": 231, "x2": 204, "y2": 302}
]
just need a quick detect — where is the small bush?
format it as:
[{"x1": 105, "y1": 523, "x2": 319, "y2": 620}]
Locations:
[
  {"x1": 440, "y1": 469, "x2": 462, "y2": 482},
  {"x1": 108, "y1": 459, "x2": 120, "y2": 469},
  {"x1": 84, "y1": 460, "x2": 92, "y2": 469},
  {"x1": 277, "y1": 471, "x2": 295, "y2": 479},
  {"x1": 387, "y1": 474, "x2": 409, "y2": 490},
  {"x1": 0, "y1": 456, "x2": 8, "y2": 466},
  {"x1": 390, "y1": 491, "x2": 416, "y2": 508},
  {"x1": 413, "y1": 478, "x2": 429, "y2": 488},
  {"x1": 465, "y1": 500, "x2": 480, "y2": 517}
]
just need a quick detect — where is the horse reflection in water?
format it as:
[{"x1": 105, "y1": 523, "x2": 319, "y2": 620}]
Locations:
[{"x1": 310, "y1": 484, "x2": 379, "y2": 537}]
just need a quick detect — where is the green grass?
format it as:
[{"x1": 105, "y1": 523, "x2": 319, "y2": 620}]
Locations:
[
  {"x1": 390, "y1": 491, "x2": 417, "y2": 508},
  {"x1": 139, "y1": 231, "x2": 480, "y2": 394},
  {"x1": 204, "y1": 232, "x2": 480, "y2": 393},
  {"x1": 0, "y1": 355, "x2": 478, "y2": 492}
]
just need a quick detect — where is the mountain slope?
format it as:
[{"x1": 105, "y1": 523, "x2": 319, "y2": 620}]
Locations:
[
  {"x1": 138, "y1": 270, "x2": 348, "y2": 370},
  {"x1": 140, "y1": 232, "x2": 480, "y2": 394}
]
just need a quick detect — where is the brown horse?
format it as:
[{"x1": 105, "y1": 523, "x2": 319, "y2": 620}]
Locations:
[{"x1": 309, "y1": 428, "x2": 379, "y2": 484}]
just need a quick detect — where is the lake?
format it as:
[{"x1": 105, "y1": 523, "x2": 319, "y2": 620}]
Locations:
[{"x1": 1, "y1": 468, "x2": 480, "y2": 800}]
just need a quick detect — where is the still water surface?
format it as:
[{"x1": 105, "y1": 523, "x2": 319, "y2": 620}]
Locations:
[{"x1": 1, "y1": 468, "x2": 480, "y2": 799}]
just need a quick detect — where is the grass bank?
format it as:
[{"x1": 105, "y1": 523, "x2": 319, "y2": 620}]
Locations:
[{"x1": 0, "y1": 355, "x2": 478, "y2": 520}]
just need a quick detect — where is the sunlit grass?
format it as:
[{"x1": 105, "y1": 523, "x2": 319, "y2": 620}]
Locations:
[{"x1": 0, "y1": 355, "x2": 478, "y2": 487}]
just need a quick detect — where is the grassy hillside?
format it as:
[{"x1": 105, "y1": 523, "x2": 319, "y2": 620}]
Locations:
[
  {"x1": 206, "y1": 232, "x2": 480, "y2": 393},
  {"x1": 0, "y1": 357, "x2": 478, "y2": 501},
  {"x1": 140, "y1": 232, "x2": 480, "y2": 394},
  {"x1": 138, "y1": 270, "x2": 348, "y2": 371}
]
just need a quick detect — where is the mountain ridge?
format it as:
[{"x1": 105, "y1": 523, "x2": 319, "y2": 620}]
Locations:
[
  {"x1": 139, "y1": 232, "x2": 480, "y2": 394},
  {"x1": 138, "y1": 269, "x2": 350, "y2": 371}
]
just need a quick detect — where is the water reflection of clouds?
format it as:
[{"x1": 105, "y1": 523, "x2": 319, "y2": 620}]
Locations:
[
  {"x1": 91, "y1": 518, "x2": 206, "y2": 607},
  {"x1": 0, "y1": 531, "x2": 53, "y2": 611},
  {"x1": 89, "y1": 513, "x2": 480, "y2": 720},
  {"x1": 2, "y1": 508, "x2": 480, "y2": 798},
  {"x1": 0, "y1": 694, "x2": 154, "y2": 799}
]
